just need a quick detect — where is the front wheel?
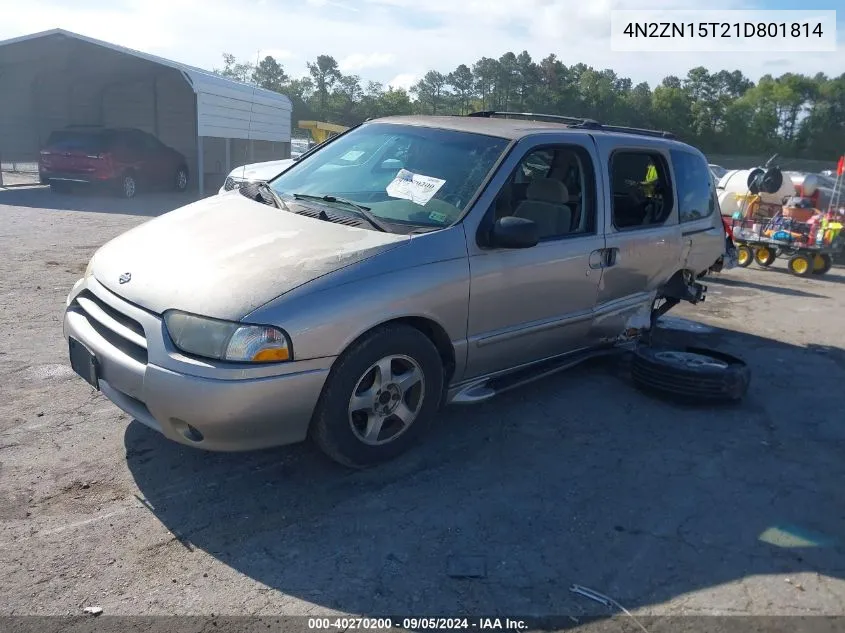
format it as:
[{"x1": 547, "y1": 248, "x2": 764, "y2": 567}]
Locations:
[
  {"x1": 310, "y1": 324, "x2": 444, "y2": 468},
  {"x1": 736, "y1": 245, "x2": 753, "y2": 267}
]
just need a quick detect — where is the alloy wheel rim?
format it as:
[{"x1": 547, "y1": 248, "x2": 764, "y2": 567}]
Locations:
[
  {"x1": 124, "y1": 177, "x2": 135, "y2": 197},
  {"x1": 792, "y1": 258, "x2": 809, "y2": 274},
  {"x1": 177, "y1": 170, "x2": 187, "y2": 189},
  {"x1": 348, "y1": 354, "x2": 425, "y2": 446},
  {"x1": 654, "y1": 350, "x2": 729, "y2": 370}
]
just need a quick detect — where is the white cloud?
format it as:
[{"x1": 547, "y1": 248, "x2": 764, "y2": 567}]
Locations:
[
  {"x1": 340, "y1": 52, "x2": 396, "y2": 72},
  {"x1": 387, "y1": 73, "x2": 417, "y2": 91},
  {"x1": 1, "y1": 0, "x2": 842, "y2": 97},
  {"x1": 306, "y1": 0, "x2": 359, "y2": 11}
]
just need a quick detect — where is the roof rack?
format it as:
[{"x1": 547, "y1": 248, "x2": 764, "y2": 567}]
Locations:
[{"x1": 465, "y1": 111, "x2": 676, "y2": 140}]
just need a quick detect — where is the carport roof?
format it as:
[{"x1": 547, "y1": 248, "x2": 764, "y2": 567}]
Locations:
[{"x1": 0, "y1": 28, "x2": 292, "y2": 111}]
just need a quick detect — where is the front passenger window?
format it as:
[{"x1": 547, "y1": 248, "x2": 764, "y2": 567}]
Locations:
[{"x1": 493, "y1": 146, "x2": 596, "y2": 240}]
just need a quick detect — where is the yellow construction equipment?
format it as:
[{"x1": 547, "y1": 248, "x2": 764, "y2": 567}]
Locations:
[{"x1": 298, "y1": 120, "x2": 349, "y2": 144}]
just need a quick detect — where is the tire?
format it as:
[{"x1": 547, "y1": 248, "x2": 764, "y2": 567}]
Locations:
[
  {"x1": 175, "y1": 165, "x2": 189, "y2": 192},
  {"x1": 631, "y1": 345, "x2": 750, "y2": 403},
  {"x1": 787, "y1": 253, "x2": 813, "y2": 277},
  {"x1": 309, "y1": 324, "x2": 444, "y2": 468},
  {"x1": 736, "y1": 245, "x2": 753, "y2": 267},
  {"x1": 120, "y1": 172, "x2": 137, "y2": 199},
  {"x1": 754, "y1": 246, "x2": 777, "y2": 267},
  {"x1": 812, "y1": 253, "x2": 832, "y2": 275}
]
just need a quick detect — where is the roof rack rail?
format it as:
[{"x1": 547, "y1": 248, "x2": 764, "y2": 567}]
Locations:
[
  {"x1": 467, "y1": 110, "x2": 600, "y2": 128},
  {"x1": 599, "y1": 124, "x2": 676, "y2": 140},
  {"x1": 465, "y1": 110, "x2": 675, "y2": 140}
]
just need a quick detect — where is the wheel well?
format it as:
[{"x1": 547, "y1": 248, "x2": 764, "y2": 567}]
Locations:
[
  {"x1": 333, "y1": 317, "x2": 457, "y2": 387},
  {"x1": 659, "y1": 269, "x2": 693, "y2": 301},
  {"x1": 392, "y1": 316, "x2": 456, "y2": 384}
]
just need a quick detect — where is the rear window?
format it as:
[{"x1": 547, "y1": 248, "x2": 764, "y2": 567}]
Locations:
[{"x1": 45, "y1": 130, "x2": 109, "y2": 153}]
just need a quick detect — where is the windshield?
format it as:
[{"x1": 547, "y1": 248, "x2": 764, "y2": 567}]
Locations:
[{"x1": 270, "y1": 123, "x2": 509, "y2": 227}]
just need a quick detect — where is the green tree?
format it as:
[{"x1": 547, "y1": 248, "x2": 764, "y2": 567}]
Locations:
[
  {"x1": 213, "y1": 53, "x2": 254, "y2": 83},
  {"x1": 472, "y1": 57, "x2": 499, "y2": 111},
  {"x1": 411, "y1": 71, "x2": 448, "y2": 114},
  {"x1": 307, "y1": 55, "x2": 341, "y2": 119},
  {"x1": 252, "y1": 56, "x2": 289, "y2": 92},
  {"x1": 448, "y1": 64, "x2": 475, "y2": 115},
  {"x1": 213, "y1": 50, "x2": 844, "y2": 162}
]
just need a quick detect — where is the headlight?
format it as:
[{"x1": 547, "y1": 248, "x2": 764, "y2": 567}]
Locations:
[{"x1": 163, "y1": 310, "x2": 292, "y2": 363}]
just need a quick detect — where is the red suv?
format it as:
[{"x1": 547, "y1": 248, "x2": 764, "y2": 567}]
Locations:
[{"x1": 39, "y1": 127, "x2": 189, "y2": 198}]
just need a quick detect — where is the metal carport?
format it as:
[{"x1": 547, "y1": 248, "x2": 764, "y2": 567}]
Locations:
[{"x1": 0, "y1": 29, "x2": 292, "y2": 194}]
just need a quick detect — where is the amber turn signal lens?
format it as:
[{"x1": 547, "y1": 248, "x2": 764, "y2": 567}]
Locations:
[{"x1": 252, "y1": 347, "x2": 290, "y2": 362}]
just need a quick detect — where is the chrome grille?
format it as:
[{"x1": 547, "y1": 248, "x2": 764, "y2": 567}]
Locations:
[
  {"x1": 73, "y1": 290, "x2": 148, "y2": 365},
  {"x1": 223, "y1": 176, "x2": 240, "y2": 191}
]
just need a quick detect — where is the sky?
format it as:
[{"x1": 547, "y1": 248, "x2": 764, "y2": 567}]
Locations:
[{"x1": 0, "y1": 0, "x2": 842, "y2": 92}]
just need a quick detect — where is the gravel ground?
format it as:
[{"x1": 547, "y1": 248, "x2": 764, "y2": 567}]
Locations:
[{"x1": 1, "y1": 185, "x2": 844, "y2": 620}]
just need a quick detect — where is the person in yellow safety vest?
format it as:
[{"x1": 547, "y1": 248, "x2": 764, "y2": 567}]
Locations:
[{"x1": 641, "y1": 162, "x2": 659, "y2": 197}]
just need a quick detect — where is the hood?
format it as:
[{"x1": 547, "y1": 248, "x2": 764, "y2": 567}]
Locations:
[
  {"x1": 229, "y1": 159, "x2": 295, "y2": 182},
  {"x1": 91, "y1": 194, "x2": 408, "y2": 320}
]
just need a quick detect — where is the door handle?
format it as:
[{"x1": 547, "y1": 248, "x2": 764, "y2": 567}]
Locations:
[{"x1": 589, "y1": 248, "x2": 618, "y2": 269}]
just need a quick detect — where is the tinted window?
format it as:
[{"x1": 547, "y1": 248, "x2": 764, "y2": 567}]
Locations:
[
  {"x1": 271, "y1": 123, "x2": 509, "y2": 228},
  {"x1": 45, "y1": 131, "x2": 104, "y2": 153},
  {"x1": 674, "y1": 150, "x2": 717, "y2": 222},
  {"x1": 492, "y1": 145, "x2": 596, "y2": 240},
  {"x1": 610, "y1": 151, "x2": 673, "y2": 229}
]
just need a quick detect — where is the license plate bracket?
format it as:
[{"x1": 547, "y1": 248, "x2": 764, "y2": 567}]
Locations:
[{"x1": 69, "y1": 337, "x2": 99, "y2": 390}]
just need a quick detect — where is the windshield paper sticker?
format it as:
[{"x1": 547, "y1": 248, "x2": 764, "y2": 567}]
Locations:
[
  {"x1": 386, "y1": 169, "x2": 446, "y2": 206},
  {"x1": 340, "y1": 150, "x2": 365, "y2": 162}
]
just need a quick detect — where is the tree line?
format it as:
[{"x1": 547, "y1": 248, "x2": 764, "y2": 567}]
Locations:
[{"x1": 214, "y1": 52, "x2": 845, "y2": 160}]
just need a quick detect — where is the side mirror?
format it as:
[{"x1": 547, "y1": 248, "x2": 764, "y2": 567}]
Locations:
[
  {"x1": 490, "y1": 216, "x2": 539, "y2": 249},
  {"x1": 380, "y1": 158, "x2": 403, "y2": 171}
]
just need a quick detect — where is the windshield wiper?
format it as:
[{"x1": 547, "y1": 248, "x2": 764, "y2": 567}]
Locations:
[
  {"x1": 292, "y1": 193, "x2": 388, "y2": 232},
  {"x1": 257, "y1": 182, "x2": 292, "y2": 213}
]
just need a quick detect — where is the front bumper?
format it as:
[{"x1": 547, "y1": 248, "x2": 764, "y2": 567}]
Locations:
[{"x1": 63, "y1": 277, "x2": 333, "y2": 451}]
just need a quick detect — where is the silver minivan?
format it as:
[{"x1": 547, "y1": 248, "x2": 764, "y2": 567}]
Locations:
[{"x1": 64, "y1": 113, "x2": 726, "y2": 467}]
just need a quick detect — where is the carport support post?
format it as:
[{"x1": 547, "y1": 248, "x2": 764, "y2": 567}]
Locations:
[{"x1": 197, "y1": 135, "x2": 204, "y2": 197}]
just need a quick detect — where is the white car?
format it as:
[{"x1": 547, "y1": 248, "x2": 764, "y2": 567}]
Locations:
[
  {"x1": 291, "y1": 138, "x2": 312, "y2": 160},
  {"x1": 709, "y1": 164, "x2": 727, "y2": 181},
  {"x1": 219, "y1": 158, "x2": 296, "y2": 194}
]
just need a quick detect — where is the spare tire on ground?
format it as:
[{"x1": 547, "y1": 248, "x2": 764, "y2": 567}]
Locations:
[{"x1": 631, "y1": 345, "x2": 750, "y2": 403}]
